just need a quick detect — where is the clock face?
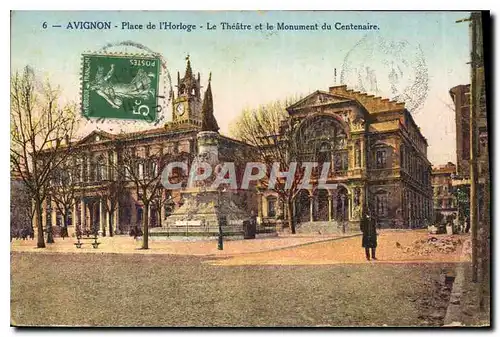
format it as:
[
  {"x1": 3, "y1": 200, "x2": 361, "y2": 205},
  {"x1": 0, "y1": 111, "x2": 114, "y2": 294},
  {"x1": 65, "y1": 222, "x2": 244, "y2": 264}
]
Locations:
[{"x1": 176, "y1": 103, "x2": 186, "y2": 116}]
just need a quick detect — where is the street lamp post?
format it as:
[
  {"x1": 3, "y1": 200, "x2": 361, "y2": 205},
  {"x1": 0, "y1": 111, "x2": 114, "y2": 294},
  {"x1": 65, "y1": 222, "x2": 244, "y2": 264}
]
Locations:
[{"x1": 217, "y1": 219, "x2": 224, "y2": 250}]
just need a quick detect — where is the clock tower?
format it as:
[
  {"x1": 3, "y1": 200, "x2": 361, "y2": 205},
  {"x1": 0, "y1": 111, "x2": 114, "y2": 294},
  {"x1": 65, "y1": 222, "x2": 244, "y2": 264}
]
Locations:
[{"x1": 172, "y1": 55, "x2": 202, "y2": 124}]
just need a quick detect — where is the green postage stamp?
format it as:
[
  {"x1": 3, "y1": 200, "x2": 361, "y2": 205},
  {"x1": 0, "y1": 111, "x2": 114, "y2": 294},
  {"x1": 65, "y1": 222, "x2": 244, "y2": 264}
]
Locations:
[{"x1": 81, "y1": 54, "x2": 161, "y2": 122}]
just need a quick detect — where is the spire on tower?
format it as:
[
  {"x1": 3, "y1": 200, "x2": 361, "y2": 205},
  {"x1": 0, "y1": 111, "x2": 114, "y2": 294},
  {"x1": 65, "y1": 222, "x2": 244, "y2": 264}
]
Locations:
[
  {"x1": 201, "y1": 72, "x2": 219, "y2": 132},
  {"x1": 184, "y1": 54, "x2": 193, "y2": 79}
]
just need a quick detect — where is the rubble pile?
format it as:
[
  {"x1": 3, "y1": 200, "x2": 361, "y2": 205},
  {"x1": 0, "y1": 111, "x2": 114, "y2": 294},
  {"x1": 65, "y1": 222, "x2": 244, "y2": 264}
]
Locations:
[{"x1": 399, "y1": 235, "x2": 463, "y2": 256}]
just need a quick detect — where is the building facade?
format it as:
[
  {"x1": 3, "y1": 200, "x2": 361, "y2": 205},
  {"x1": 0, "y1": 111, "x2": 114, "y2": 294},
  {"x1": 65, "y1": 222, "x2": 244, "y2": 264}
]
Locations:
[
  {"x1": 450, "y1": 83, "x2": 488, "y2": 180},
  {"x1": 258, "y1": 85, "x2": 433, "y2": 229},
  {"x1": 431, "y1": 162, "x2": 457, "y2": 219}
]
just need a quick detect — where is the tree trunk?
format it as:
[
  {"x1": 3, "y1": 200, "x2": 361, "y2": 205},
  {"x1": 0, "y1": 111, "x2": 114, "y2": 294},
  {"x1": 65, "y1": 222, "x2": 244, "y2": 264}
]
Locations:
[
  {"x1": 46, "y1": 208, "x2": 55, "y2": 244},
  {"x1": 35, "y1": 200, "x2": 45, "y2": 248},
  {"x1": 287, "y1": 198, "x2": 296, "y2": 234},
  {"x1": 64, "y1": 209, "x2": 69, "y2": 228},
  {"x1": 108, "y1": 210, "x2": 114, "y2": 237},
  {"x1": 142, "y1": 203, "x2": 149, "y2": 249},
  {"x1": 63, "y1": 209, "x2": 70, "y2": 239}
]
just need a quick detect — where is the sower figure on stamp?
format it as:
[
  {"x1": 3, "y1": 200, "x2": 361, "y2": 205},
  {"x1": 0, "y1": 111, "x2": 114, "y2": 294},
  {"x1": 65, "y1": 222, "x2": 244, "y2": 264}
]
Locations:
[{"x1": 360, "y1": 210, "x2": 378, "y2": 261}]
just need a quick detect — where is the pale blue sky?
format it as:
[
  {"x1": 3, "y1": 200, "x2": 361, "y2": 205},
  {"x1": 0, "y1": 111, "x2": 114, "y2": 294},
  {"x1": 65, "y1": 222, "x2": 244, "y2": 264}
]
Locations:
[{"x1": 11, "y1": 11, "x2": 471, "y2": 165}]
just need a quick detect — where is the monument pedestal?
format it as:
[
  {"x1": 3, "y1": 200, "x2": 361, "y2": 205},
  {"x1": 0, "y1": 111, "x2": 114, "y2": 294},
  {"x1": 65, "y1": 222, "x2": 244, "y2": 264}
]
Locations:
[{"x1": 150, "y1": 188, "x2": 250, "y2": 240}]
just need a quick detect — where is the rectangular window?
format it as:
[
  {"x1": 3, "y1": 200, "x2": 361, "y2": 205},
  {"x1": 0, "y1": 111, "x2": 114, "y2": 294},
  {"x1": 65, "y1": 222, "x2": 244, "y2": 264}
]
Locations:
[
  {"x1": 138, "y1": 163, "x2": 144, "y2": 180},
  {"x1": 267, "y1": 198, "x2": 277, "y2": 218},
  {"x1": 376, "y1": 194, "x2": 388, "y2": 217},
  {"x1": 152, "y1": 162, "x2": 158, "y2": 177},
  {"x1": 376, "y1": 150, "x2": 386, "y2": 169},
  {"x1": 96, "y1": 164, "x2": 102, "y2": 181}
]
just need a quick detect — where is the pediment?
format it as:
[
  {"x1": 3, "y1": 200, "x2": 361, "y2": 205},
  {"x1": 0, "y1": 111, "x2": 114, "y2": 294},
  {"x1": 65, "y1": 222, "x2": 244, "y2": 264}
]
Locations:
[
  {"x1": 287, "y1": 90, "x2": 353, "y2": 112},
  {"x1": 78, "y1": 130, "x2": 115, "y2": 145}
]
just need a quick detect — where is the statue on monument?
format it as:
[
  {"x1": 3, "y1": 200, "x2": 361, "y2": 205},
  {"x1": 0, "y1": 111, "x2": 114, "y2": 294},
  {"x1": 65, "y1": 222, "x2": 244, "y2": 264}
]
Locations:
[{"x1": 201, "y1": 72, "x2": 220, "y2": 133}]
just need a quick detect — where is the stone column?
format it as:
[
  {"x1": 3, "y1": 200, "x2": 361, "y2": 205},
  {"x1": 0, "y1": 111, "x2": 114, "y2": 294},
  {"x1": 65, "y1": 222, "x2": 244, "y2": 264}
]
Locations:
[
  {"x1": 51, "y1": 199, "x2": 57, "y2": 227},
  {"x1": 86, "y1": 203, "x2": 92, "y2": 232},
  {"x1": 257, "y1": 193, "x2": 263, "y2": 219},
  {"x1": 99, "y1": 198, "x2": 106, "y2": 236},
  {"x1": 348, "y1": 194, "x2": 352, "y2": 221},
  {"x1": 70, "y1": 199, "x2": 77, "y2": 237},
  {"x1": 328, "y1": 194, "x2": 333, "y2": 222},
  {"x1": 331, "y1": 190, "x2": 338, "y2": 221},
  {"x1": 113, "y1": 206, "x2": 120, "y2": 234},
  {"x1": 309, "y1": 195, "x2": 314, "y2": 223},
  {"x1": 361, "y1": 138, "x2": 365, "y2": 168},
  {"x1": 340, "y1": 194, "x2": 346, "y2": 221},
  {"x1": 276, "y1": 198, "x2": 284, "y2": 218},
  {"x1": 79, "y1": 199, "x2": 85, "y2": 231}
]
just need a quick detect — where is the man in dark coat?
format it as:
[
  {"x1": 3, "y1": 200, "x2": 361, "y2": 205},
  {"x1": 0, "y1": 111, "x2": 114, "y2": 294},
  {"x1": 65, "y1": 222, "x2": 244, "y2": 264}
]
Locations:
[{"x1": 360, "y1": 211, "x2": 378, "y2": 260}]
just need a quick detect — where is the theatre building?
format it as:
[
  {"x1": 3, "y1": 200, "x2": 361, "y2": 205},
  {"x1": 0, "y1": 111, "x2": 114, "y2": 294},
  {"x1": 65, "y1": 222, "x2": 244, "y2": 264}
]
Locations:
[{"x1": 258, "y1": 85, "x2": 433, "y2": 230}]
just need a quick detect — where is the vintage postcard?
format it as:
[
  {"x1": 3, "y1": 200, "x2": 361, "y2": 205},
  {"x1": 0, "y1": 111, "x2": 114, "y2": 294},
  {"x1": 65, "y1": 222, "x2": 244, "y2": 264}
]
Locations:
[{"x1": 10, "y1": 10, "x2": 491, "y2": 327}]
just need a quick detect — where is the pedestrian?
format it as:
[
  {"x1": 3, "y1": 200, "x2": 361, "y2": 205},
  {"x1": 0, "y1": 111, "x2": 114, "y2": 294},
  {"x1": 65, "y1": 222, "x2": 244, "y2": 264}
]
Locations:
[
  {"x1": 360, "y1": 210, "x2": 377, "y2": 261},
  {"x1": 453, "y1": 213, "x2": 460, "y2": 234},
  {"x1": 465, "y1": 216, "x2": 470, "y2": 233}
]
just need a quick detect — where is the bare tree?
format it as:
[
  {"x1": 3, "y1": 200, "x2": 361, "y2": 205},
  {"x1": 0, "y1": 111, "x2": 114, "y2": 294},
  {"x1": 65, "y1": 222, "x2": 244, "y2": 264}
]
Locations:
[
  {"x1": 230, "y1": 96, "x2": 307, "y2": 234},
  {"x1": 10, "y1": 66, "x2": 78, "y2": 248},
  {"x1": 117, "y1": 144, "x2": 187, "y2": 249},
  {"x1": 48, "y1": 151, "x2": 83, "y2": 239}
]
